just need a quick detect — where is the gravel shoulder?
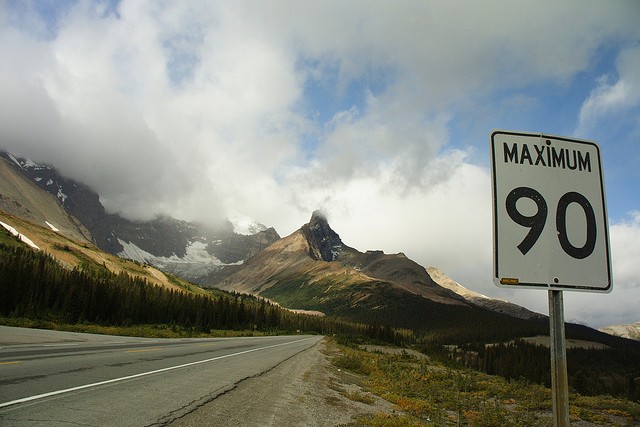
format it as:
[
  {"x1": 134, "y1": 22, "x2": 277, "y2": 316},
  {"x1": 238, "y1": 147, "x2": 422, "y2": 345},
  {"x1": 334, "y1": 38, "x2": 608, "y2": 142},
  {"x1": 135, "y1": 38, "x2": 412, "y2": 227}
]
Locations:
[{"x1": 169, "y1": 337, "x2": 395, "y2": 427}]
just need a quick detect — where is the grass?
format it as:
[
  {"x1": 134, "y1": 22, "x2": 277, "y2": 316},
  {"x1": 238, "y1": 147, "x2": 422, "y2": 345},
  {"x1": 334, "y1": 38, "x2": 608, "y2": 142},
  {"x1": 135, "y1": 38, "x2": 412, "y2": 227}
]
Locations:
[
  {"x1": 344, "y1": 389, "x2": 376, "y2": 405},
  {"x1": 0, "y1": 317, "x2": 288, "y2": 339},
  {"x1": 329, "y1": 340, "x2": 640, "y2": 426},
  {"x1": 333, "y1": 352, "x2": 376, "y2": 375},
  {"x1": 0, "y1": 229, "x2": 24, "y2": 249}
]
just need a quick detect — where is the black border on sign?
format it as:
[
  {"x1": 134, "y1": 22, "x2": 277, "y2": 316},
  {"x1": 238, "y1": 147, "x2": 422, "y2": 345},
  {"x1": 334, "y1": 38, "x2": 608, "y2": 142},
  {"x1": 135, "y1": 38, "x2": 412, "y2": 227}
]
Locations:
[{"x1": 490, "y1": 130, "x2": 612, "y2": 293}]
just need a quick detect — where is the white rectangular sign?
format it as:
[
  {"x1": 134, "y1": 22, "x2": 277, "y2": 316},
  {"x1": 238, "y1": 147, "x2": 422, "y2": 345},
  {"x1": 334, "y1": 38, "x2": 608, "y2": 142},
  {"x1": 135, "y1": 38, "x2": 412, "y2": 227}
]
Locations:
[{"x1": 490, "y1": 130, "x2": 612, "y2": 292}]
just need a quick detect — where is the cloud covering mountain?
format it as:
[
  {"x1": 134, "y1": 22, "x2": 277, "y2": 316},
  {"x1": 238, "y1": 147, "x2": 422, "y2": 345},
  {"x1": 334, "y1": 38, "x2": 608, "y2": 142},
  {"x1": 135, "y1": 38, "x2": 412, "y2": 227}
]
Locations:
[{"x1": 1, "y1": 1, "x2": 639, "y2": 328}]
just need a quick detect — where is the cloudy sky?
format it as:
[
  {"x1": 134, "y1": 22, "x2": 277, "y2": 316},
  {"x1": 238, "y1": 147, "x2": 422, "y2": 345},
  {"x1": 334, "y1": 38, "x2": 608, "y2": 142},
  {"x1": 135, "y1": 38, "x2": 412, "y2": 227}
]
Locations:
[{"x1": 1, "y1": 0, "x2": 639, "y2": 328}]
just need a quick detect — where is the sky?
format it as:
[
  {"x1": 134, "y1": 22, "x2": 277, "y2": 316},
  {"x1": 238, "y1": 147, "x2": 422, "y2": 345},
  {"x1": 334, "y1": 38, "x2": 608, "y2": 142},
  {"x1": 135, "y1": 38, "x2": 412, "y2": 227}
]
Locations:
[{"x1": 1, "y1": 0, "x2": 639, "y2": 329}]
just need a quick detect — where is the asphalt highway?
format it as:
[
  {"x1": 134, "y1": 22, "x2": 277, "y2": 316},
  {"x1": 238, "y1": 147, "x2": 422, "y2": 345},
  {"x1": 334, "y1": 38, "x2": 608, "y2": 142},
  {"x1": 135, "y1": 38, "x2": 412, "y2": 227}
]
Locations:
[{"x1": 0, "y1": 326, "x2": 322, "y2": 426}]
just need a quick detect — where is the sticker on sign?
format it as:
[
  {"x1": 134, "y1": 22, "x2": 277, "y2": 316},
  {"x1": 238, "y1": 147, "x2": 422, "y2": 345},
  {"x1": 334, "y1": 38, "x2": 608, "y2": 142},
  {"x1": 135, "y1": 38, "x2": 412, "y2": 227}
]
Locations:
[{"x1": 490, "y1": 130, "x2": 612, "y2": 293}]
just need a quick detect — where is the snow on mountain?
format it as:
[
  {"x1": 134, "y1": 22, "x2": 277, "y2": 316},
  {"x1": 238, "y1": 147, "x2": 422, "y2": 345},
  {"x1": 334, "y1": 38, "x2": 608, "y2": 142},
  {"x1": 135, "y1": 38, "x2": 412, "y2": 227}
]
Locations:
[
  {"x1": 0, "y1": 154, "x2": 93, "y2": 243},
  {"x1": 117, "y1": 238, "x2": 243, "y2": 282},
  {"x1": 56, "y1": 188, "x2": 68, "y2": 203},
  {"x1": 45, "y1": 221, "x2": 60, "y2": 232},
  {"x1": 7, "y1": 154, "x2": 71, "y2": 206},
  {"x1": 7, "y1": 153, "x2": 23, "y2": 168},
  {"x1": 8, "y1": 153, "x2": 46, "y2": 172},
  {"x1": 0, "y1": 220, "x2": 40, "y2": 250},
  {"x1": 227, "y1": 211, "x2": 268, "y2": 235}
]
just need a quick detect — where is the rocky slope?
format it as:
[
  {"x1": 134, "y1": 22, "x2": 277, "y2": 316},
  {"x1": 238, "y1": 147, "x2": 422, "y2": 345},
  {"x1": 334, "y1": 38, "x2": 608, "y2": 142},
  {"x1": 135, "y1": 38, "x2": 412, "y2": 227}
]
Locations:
[
  {"x1": 0, "y1": 155, "x2": 92, "y2": 243},
  {"x1": 215, "y1": 213, "x2": 628, "y2": 343},
  {"x1": 427, "y1": 267, "x2": 545, "y2": 320},
  {"x1": 216, "y1": 210, "x2": 467, "y2": 307},
  {"x1": 600, "y1": 321, "x2": 640, "y2": 341}
]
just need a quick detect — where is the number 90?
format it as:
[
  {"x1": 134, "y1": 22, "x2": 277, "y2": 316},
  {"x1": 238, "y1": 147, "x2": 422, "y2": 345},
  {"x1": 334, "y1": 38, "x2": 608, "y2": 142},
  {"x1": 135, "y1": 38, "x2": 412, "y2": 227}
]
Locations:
[{"x1": 505, "y1": 187, "x2": 597, "y2": 259}]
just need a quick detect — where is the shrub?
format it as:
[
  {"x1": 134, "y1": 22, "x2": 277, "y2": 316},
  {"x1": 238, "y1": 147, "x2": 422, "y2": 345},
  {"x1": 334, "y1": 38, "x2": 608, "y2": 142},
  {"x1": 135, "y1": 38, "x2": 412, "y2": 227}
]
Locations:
[{"x1": 333, "y1": 351, "x2": 375, "y2": 375}]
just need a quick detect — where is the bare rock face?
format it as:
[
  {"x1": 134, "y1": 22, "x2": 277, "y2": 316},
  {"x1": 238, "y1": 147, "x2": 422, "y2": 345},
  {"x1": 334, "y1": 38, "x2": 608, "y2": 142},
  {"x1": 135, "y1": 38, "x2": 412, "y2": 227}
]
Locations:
[
  {"x1": 301, "y1": 210, "x2": 343, "y2": 261},
  {"x1": 427, "y1": 267, "x2": 545, "y2": 320},
  {"x1": 600, "y1": 321, "x2": 640, "y2": 341},
  {"x1": 0, "y1": 154, "x2": 93, "y2": 243}
]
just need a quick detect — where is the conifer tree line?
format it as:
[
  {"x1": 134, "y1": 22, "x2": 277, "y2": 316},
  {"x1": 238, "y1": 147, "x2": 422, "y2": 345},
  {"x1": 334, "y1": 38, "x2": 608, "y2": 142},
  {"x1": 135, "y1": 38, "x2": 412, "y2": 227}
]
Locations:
[
  {"x1": 445, "y1": 340, "x2": 640, "y2": 401},
  {"x1": 0, "y1": 242, "x2": 387, "y2": 338}
]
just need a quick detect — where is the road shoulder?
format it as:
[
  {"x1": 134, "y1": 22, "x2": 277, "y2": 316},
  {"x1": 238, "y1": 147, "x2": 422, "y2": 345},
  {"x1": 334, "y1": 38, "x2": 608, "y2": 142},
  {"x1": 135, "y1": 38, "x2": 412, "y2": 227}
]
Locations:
[{"x1": 170, "y1": 337, "x2": 395, "y2": 426}]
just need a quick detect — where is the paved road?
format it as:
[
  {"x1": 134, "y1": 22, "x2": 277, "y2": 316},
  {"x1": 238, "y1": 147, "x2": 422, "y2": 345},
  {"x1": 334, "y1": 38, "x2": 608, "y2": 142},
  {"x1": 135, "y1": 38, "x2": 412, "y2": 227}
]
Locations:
[{"x1": 0, "y1": 326, "x2": 322, "y2": 426}]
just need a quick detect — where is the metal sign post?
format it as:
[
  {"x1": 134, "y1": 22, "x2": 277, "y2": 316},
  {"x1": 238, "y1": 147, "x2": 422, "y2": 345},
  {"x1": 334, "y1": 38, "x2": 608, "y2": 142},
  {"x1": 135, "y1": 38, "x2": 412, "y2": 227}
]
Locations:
[{"x1": 549, "y1": 290, "x2": 570, "y2": 427}]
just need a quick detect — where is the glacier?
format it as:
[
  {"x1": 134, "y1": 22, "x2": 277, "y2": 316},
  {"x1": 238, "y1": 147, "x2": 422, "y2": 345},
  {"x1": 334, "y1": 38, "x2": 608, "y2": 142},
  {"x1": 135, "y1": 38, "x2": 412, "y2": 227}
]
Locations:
[{"x1": 117, "y1": 238, "x2": 242, "y2": 281}]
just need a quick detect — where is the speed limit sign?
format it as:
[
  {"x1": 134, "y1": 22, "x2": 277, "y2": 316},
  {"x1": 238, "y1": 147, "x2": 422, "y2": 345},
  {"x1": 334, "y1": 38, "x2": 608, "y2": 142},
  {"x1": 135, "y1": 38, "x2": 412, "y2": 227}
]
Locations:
[{"x1": 490, "y1": 130, "x2": 612, "y2": 292}]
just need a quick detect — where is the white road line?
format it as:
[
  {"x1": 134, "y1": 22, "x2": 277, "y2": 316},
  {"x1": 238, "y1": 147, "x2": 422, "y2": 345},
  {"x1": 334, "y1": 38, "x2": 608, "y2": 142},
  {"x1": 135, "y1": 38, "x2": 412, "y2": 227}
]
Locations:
[
  {"x1": 42, "y1": 343, "x2": 80, "y2": 347},
  {"x1": 0, "y1": 337, "x2": 313, "y2": 409}
]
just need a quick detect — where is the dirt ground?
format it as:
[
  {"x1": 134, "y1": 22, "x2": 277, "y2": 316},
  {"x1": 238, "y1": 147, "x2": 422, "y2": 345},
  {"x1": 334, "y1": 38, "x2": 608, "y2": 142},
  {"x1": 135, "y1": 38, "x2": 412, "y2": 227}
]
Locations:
[{"x1": 169, "y1": 338, "x2": 396, "y2": 427}]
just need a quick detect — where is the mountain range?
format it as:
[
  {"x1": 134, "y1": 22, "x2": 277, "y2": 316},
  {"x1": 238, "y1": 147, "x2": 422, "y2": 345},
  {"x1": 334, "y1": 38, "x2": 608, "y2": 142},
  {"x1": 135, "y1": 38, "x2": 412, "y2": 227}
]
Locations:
[
  {"x1": 210, "y1": 210, "x2": 557, "y2": 340},
  {"x1": 1, "y1": 150, "x2": 637, "y2": 342},
  {"x1": 216, "y1": 210, "x2": 544, "y2": 319},
  {"x1": 0, "y1": 152, "x2": 279, "y2": 283}
]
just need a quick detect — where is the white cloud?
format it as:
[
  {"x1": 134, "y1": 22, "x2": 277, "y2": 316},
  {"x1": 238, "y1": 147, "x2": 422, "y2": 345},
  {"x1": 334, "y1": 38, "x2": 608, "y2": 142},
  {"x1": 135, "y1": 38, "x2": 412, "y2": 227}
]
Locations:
[
  {"x1": 554, "y1": 212, "x2": 640, "y2": 328},
  {"x1": 3, "y1": 1, "x2": 638, "y2": 219},
  {"x1": 278, "y1": 148, "x2": 494, "y2": 299},
  {"x1": 1, "y1": 1, "x2": 639, "y2": 327},
  {"x1": 486, "y1": 211, "x2": 640, "y2": 329},
  {"x1": 577, "y1": 47, "x2": 640, "y2": 135},
  {"x1": 609, "y1": 211, "x2": 640, "y2": 294}
]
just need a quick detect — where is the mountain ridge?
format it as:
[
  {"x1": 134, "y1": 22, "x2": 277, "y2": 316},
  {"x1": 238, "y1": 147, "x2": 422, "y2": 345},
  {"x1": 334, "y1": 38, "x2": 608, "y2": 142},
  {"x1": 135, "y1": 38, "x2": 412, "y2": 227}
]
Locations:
[
  {"x1": 427, "y1": 267, "x2": 545, "y2": 320},
  {"x1": 215, "y1": 211, "x2": 547, "y2": 324},
  {"x1": 0, "y1": 154, "x2": 93, "y2": 244},
  {"x1": 0, "y1": 151, "x2": 280, "y2": 283},
  {"x1": 600, "y1": 321, "x2": 640, "y2": 341}
]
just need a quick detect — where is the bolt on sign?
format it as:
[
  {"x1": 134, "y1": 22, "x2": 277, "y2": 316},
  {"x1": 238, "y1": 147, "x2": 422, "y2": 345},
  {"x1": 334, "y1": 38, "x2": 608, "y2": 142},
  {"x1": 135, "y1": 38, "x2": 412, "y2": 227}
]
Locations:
[{"x1": 490, "y1": 130, "x2": 612, "y2": 293}]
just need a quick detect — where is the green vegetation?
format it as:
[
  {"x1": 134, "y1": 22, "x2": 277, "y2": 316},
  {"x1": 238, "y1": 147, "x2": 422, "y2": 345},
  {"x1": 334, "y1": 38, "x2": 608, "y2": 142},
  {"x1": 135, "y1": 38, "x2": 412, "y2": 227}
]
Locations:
[
  {"x1": 264, "y1": 273, "x2": 640, "y2": 403},
  {"x1": 262, "y1": 274, "x2": 550, "y2": 344},
  {"x1": 0, "y1": 317, "x2": 295, "y2": 338},
  {"x1": 329, "y1": 340, "x2": 640, "y2": 426},
  {"x1": 450, "y1": 340, "x2": 640, "y2": 401},
  {"x1": 0, "y1": 238, "x2": 383, "y2": 340},
  {"x1": 0, "y1": 227, "x2": 25, "y2": 249}
]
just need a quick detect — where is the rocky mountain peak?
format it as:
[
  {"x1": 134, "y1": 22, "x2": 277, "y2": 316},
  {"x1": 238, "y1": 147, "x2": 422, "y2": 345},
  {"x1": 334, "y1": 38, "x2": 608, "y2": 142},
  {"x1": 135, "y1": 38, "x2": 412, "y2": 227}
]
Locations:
[
  {"x1": 302, "y1": 210, "x2": 343, "y2": 262},
  {"x1": 310, "y1": 209, "x2": 328, "y2": 223}
]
